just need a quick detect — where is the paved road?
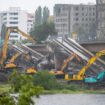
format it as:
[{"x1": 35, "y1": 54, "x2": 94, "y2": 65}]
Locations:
[{"x1": 33, "y1": 94, "x2": 105, "y2": 105}]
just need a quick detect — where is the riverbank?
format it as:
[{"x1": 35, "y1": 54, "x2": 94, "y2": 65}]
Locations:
[
  {"x1": 1, "y1": 84, "x2": 105, "y2": 94},
  {"x1": 43, "y1": 89, "x2": 105, "y2": 94}
]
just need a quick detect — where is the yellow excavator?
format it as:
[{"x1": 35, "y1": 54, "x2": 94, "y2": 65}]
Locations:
[
  {"x1": 5, "y1": 52, "x2": 21, "y2": 69},
  {"x1": 0, "y1": 27, "x2": 36, "y2": 73},
  {"x1": 50, "y1": 53, "x2": 81, "y2": 78},
  {"x1": 65, "y1": 50, "x2": 105, "y2": 83}
]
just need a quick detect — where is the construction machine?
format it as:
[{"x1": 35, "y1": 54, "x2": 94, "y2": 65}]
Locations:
[
  {"x1": 50, "y1": 53, "x2": 81, "y2": 78},
  {"x1": 5, "y1": 52, "x2": 21, "y2": 69},
  {"x1": 0, "y1": 27, "x2": 36, "y2": 73},
  {"x1": 65, "y1": 50, "x2": 105, "y2": 83}
]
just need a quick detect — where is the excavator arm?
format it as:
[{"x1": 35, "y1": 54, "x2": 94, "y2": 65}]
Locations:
[
  {"x1": 0, "y1": 27, "x2": 35, "y2": 70},
  {"x1": 9, "y1": 27, "x2": 36, "y2": 43},
  {"x1": 61, "y1": 53, "x2": 81, "y2": 71},
  {"x1": 78, "y1": 50, "x2": 105, "y2": 78},
  {"x1": 65, "y1": 50, "x2": 105, "y2": 81},
  {"x1": 0, "y1": 28, "x2": 10, "y2": 65},
  {"x1": 50, "y1": 53, "x2": 81, "y2": 76}
]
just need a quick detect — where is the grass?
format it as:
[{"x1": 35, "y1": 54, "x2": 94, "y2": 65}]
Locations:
[
  {"x1": 1, "y1": 83, "x2": 105, "y2": 95},
  {"x1": 0, "y1": 84, "x2": 11, "y2": 93},
  {"x1": 42, "y1": 89, "x2": 105, "y2": 94}
]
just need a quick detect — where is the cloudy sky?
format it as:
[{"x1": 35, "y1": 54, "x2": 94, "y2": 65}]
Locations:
[{"x1": 0, "y1": 0, "x2": 96, "y2": 14}]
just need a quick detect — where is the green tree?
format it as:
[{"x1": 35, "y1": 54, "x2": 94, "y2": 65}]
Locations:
[
  {"x1": 33, "y1": 70, "x2": 59, "y2": 90},
  {"x1": 35, "y1": 6, "x2": 42, "y2": 26},
  {"x1": 43, "y1": 6, "x2": 49, "y2": 23},
  {"x1": 78, "y1": 27, "x2": 87, "y2": 41},
  {"x1": 89, "y1": 23, "x2": 96, "y2": 40},
  {"x1": 30, "y1": 22, "x2": 57, "y2": 43}
]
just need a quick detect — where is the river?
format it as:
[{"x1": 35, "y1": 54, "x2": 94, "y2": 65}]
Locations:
[{"x1": 33, "y1": 94, "x2": 105, "y2": 105}]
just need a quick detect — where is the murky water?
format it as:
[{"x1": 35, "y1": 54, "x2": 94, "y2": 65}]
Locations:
[{"x1": 33, "y1": 94, "x2": 105, "y2": 105}]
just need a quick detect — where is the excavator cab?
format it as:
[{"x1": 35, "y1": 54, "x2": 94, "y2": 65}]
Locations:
[{"x1": 84, "y1": 70, "x2": 105, "y2": 83}]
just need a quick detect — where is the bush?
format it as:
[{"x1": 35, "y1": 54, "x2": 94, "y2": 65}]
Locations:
[
  {"x1": 0, "y1": 93, "x2": 15, "y2": 105},
  {"x1": 33, "y1": 70, "x2": 59, "y2": 90},
  {"x1": 9, "y1": 71, "x2": 33, "y2": 92},
  {"x1": 8, "y1": 71, "x2": 43, "y2": 105},
  {"x1": 18, "y1": 84, "x2": 43, "y2": 105}
]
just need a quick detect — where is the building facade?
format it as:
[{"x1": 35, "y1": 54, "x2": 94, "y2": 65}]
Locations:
[
  {"x1": 54, "y1": 4, "x2": 96, "y2": 41},
  {"x1": 0, "y1": 7, "x2": 34, "y2": 41},
  {"x1": 96, "y1": 0, "x2": 105, "y2": 40}
]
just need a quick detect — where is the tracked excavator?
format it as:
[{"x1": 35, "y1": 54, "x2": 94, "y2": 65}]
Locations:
[
  {"x1": 0, "y1": 27, "x2": 37, "y2": 74},
  {"x1": 50, "y1": 53, "x2": 81, "y2": 78},
  {"x1": 65, "y1": 50, "x2": 105, "y2": 83}
]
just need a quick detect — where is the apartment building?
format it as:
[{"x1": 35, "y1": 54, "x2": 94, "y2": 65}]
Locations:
[
  {"x1": 54, "y1": 4, "x2": 96, "y2": 40},
  {"x1": 96, "y1": 0, "x2": 105, "y2": 39},
  {"x1": 0, "y1": 7, "x2": 34, "y2": 41}
]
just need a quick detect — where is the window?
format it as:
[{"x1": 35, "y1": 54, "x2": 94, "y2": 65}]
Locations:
[
  {"x1": 3, "y1": 13, "x2": 7, "y2": 16},
  {"x1": 93, "y1": 18, "x2": 95, "y2": 21},
  {"x1": 89, "y1": 13, "x2": 91, "y2": 16},
  {"x1": 89, "y1": 18, "x2": 91, "y2": 21},
  {"x1": 28, "y1": 20, "x2": 32, "y2": 22},
  {"x1": 9, "y1": 35, "x2": 18, "y2": 38},
  {"x1": 85, "y1": 24, "x2": 88, "y2": 27},
  {"x1": 75, "y1": 7, "x2": 79, "y2": 11},
  {"x1": 10, "y1": 22, "x2": 18, "y2": 24},
  {"x1": 75, "y1": 18, "x2": 79, "y2": 21},
  {"x1": 10, "y1": 12, "x2": 18, "y2": 15},
  {"x1": 82, "y1": 18, "x2": 84, "y2": 21},
  {"x1": 10, "y1": 17, "x2": 18, "y2": 20},
  {"x1": 3, "y1": 17, "x2": 7, "y2": 20},
  {"x1": 82, "y1": 7, "x2": 84, "y2": 10},
  {"x1": 93, "y1": 13, "x2": 95, "y2": 16},
  {"x1": 93, "y1": 8, "x2": 95, "y2": 10},
  {"x1": 86, "y1": 18, "x2": 88, "y2": 21},
  {"x1": 89, "y1": 7, "x2": 91, "y2": 10},
  {"x1": 86, "y1": 13, "x2": 88, "y2": 16},
  {"x1": 75, "y1": 13, "x2": 79, "y2": 16},
  {"x1": 82, "y1": 13, "x2": 84, "y2": 16}
]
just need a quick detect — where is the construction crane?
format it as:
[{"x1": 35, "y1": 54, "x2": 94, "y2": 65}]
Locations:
[
  {"x1": 50, "y1": 53, "x2": 81, "y2": 77},
  {"x1": 0, "y1": 27, "x2": 36, "y2": 71},
  {"x1": 65, "y1": 50, "x2": 105, "y2": 83}
]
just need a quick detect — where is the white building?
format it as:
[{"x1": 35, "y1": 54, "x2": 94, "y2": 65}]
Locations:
[
  {"x1": 0, "y1": 7, "x2": 34, "y2": 41},
  {"x1": 54, "y1": 4, "x2": 96, "y2": 40}
]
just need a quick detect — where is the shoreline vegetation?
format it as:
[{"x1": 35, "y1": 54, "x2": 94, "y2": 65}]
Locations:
[
  {"x1": 0, "y1": 71, "x2": 105, "y2": 104},
  {"x1": 0, "y1": 84, "x2": 105, "y2": 95}
]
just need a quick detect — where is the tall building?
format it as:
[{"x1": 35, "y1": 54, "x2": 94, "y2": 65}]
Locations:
[
  {"x1": 54, "y1": 4, "x2": 96, "y2": 41},
  {"x1": 0, "y1": 7, "x2": 34, "y2": 41},
  {"x1": 96, "y1": 0, "x2": 105, "y2": 39}
]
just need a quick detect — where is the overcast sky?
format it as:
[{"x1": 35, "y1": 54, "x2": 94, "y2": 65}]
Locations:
[{"x1": 0, "y1": 0, "x2": 96, "y2": 14}]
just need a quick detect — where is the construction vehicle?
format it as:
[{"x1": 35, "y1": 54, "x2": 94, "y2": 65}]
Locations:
[
  {"x1": 65, "y1": 50, "x2": 105, "y2": 83},
  {"x1": 50, "y1": 53, "x2": 81, "y2": 78},
  {"x1": 5, "y1": 52, "x2": 22, "y2": 69},
  {"x1": 0, "y1": 27, "x2": 36, "y2": 73}
]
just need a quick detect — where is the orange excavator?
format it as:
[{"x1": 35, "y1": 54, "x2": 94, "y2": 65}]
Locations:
[{"x1": 50, "y1": 53, "x2": 81, "y2": 78}]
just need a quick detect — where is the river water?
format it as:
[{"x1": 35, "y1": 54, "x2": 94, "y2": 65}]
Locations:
[{"x1": 33, "y1": 94, "x2": 105, "y2": 105}]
